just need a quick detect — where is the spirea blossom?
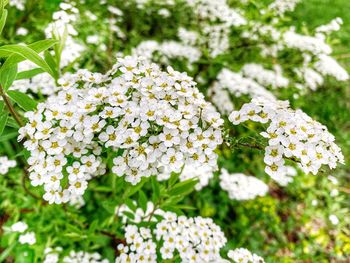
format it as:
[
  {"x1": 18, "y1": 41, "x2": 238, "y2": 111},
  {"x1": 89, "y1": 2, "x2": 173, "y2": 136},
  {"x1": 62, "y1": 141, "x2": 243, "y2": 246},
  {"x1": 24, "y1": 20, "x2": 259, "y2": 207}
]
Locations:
[
  {"x1": 208, "y1": 68, "x2": 276, "y2": 114},
  {"x1": 63, "y1": 251, "x2": 109, "y2": 263},
  {"x1": 219, "y1": 169, "x2": 268, "y2": 200},
  {"x1": 242, "y1": 63, "x2": 289, "y2": 88},
  {"x1": 229, "y1": 98, "x2": 344, "y2": 178},
  {"x1": 155, "y1": 212, "x2": 227, "y2": 262},
  {"x1": 19, "y1": 56, "x2": 223, "y2": 203},
  {"x1": 0, "y1": 156, "x2": 16, "y2": 175},
  {"x1": 268, "y1": 0, "x2": 301, "y2": 15},
  {"x1": 228, "y1": 248, "x2": 265, "y2": 263},
  {"x1": 314, "y1": 54, "x2": 349, "y2": 81},
  {"x1": 19, "y1": 232, "x2": 36, "y2": 245},
  {"x1": 116, "y1": 225, "x2": 158, "y2": 263},
  {"x1": 10, "y1": 221, "x2": 28, "y2": 233}
]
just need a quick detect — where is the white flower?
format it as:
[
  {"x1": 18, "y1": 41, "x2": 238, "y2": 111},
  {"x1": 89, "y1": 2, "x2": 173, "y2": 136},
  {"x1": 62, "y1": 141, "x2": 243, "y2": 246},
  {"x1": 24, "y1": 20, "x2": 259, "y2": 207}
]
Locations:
[
  {"x1": 11, "y1": 221, "x2": 28, "y2": 233},
  {"x1": 0, "y1": 156, "x2": 16, "y2": 175},
  {"x1": 19, "y1": 232, "x2": 36, "y2": 245},
  {"x1": 227, "y1": 248, "x2": 265, "y2": 263},
  {"x1": 219, "y1": 169, "x2": 269, "y2": 200}
]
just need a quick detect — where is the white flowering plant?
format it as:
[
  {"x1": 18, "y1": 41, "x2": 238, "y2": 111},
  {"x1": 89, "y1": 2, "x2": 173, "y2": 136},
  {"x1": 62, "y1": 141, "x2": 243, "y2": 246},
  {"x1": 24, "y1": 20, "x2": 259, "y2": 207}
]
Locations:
[{"x1": 0, "y1": 0, "x2": 349, "y2": 262}]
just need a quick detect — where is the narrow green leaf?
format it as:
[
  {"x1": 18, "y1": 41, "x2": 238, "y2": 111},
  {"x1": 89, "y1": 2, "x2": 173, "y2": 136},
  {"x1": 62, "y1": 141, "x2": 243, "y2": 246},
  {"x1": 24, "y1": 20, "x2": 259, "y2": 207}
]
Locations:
[
  {"x1": 7, "y1": 90, "x2": 38, "y2": 111},
  {"x1": 0, "y1": 39, "x2": 58, "y2": 58},
  {"x1": 0, "y1": 131, "x2": 17, "y2": 141},
  {"x1": 168, "y1": 178, "x2": 198, "y2": 196},
  {"x1": 0, "y1": 62, "x2": 17, "y2": 90},
  {"x1": 0, "y1": 9, "x2": 7, "y2": 35},
  {"x1": 138, "y1": 190, "x2": 148, "y2": 211},
  {"x1": 0, "y1": 44, "x2": 54, "y2": 76},
  {"x1": 0, "y1": 101, "x2": 4, "y2": 112},
  {"x1": 0, "y1": 241, "x2": 16, "y2": 262},
  {"x1": 151, "y1": 176, "x2": 160, "y2": 202},
  {"x1": 16, "y1": 68, "x2": 44, "y2": 80},
  {"x1": 44, "y1": 50, "x2": 58, "y2": 79},
  {"x1": 0, "y1": 111, "x2": 8, "y2": 135}
]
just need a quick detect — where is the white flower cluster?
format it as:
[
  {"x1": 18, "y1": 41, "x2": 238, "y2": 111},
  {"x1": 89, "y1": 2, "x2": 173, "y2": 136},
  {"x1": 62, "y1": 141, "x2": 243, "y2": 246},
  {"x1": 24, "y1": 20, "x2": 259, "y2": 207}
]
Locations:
[
  {"x1": 116, "y1": 225, "x2": 157, "y2": 263},
  {"x1": 268, "y1": 0, "x2": 301, "y2": 15},
  {"x1": 45, "y1": 2, "x2": 85, "y2": 68},
  {"x1": 208, "y1": 68, "x2": 276, "y2": 114},
  {"x1": 11, "y1": 61, "x2": 58, "y2": 95},
  {"x1": 283, "y1": 30, "x2": 332, "y2": 55},
  {"x1": 155, "y1": 212, "x2": 227, "y2": 262},
  {"x1": 19, "y1": 56, "x2": 223, "y2": 203},
  {"x1": 227, "y1": 248, "x2": 265, "y2": 263},
  {"x1": 0, "y1": 156, "x2": 16, "y2": 175},
  {"x1": 316, "y1": 17, "x2": 343, "y2": 35},
  {"x1": 271, "y1": 165, "x2": 297, "y2": 186},
  {"x1": 117, "y1": 212, "x2": 227, "y2": 262},
  {"x1": 158, "y1": 163, "x2": 215, "y2": 190},
  {"x1": 10, "y1": 221, "x2": 36, "y2": 245},
  {"x1": 131, "y1": 40, "x2": 201, "y2": 66},
  {"x1": 63, "y1": 251, "x2": 109, "y2": 263},
  {"x1": 242, "y1": 63, "x2": 289, "y2": 89},
  {"x1": 9, "y1": 0, "x2": 25, "y2": 10},
  {"x1": 43, "y1": 247, "x2": 62, "y2": 263},
  {"x1": 314, "y1": 54, "x2": 349, "y2": 81},
  {"x1": 229, "y1": 98, "x2": 344, "y2": 178},
  {"x1": 219, "y1": 169, "x2": 268, "y2": 200},
  {"x1": 184, "y1": 0, "x2": 246, "y2": 57}
]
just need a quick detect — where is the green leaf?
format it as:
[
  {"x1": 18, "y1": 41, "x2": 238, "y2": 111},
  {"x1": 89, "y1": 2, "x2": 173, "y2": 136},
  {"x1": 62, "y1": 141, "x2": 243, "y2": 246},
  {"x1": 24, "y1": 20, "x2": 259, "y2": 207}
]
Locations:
[
  {"x1": 7, "y1": 90, "x2": 37, "y2": 111},
  {"x1": 15, "y1": 247, "x2": 35, "y2": 263},
  {"x1": 0, "y1": 61, "x2": 17, "y2": 90},
  {"x1": 151, "y1": 176, "x2": 160, "y2": 202},
  {"x1": 0, "y1": 111, "x2": 8, "y2": 135},
  {"x1": 0, "y1": 242, "x2": 16, "y2": 262},
  {"x1": 0, "y1": 39, "x2": 58, "y2": 58},
  {"x1": 44, "y1": 50, "x2": 58, "y2": 79},
  {"x1": 0, "y1": 8, "x2": 7, "y2": 35},
  {"x1": 16, "y1": 68, "x2": 44, "y2": 80},
  {"x1": 168, "y1": 178, "x2": 198, "y2": 196},
  {"x1": 0, "y1": 44, "x2": 54, "y2": 76},
  {"x1": 138, "y1": 190, "x2": 148, "y2": 211},
  {"x1": 0, "y1": 131, "x2": 17, "y2": 141},
  {"x1": 0, "y1": 100, "x2": 4, "y2": 112}
]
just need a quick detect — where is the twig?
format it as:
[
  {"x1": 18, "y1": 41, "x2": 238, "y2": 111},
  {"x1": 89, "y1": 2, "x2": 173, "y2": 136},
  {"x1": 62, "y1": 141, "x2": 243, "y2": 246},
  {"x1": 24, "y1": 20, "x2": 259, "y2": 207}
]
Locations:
[{"x1": 0, "y1": 85, "x2": 24, "y2": 127}]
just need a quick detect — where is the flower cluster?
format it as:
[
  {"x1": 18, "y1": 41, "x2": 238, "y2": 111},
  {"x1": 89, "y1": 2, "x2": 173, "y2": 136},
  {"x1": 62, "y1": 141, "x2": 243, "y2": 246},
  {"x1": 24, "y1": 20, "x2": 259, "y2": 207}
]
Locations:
[
  {"x1": 9, "y1": 0, "x2": 25, "y2": 10},
  {"x1": 10, "y1": 221, "x2": 36, "y2": 245},
  {"x1": 208, "y1": 68, "x2": 276, "y2": 115},
  {"x1": 117, "y1": 212, "x2": 227, "y2": 262},
  {"x1": 131, "y1": 40, "x2": 201, "y2": 66},
  {"x1": 0, "y1": 156, "x2": 16, "y2": 175},
  {"x1": 219, "y1": 169, "x2": 268, "y2": 200},
  {"x1": 117, "y1": 225, "x2": 157, "y2": 263},
  {"x1": 241, "y1": 63, "x2": 289, "y2": 89},
  {"x1": 155, "y1": 212, "x2": 227, "y2": 262},
  {"x1": 229, "y1": 98, "x2": 344, "y2": 178},
  {"x1": 268, "y1": 0, "x2": 301, "y2": 16},
  {"x1": 63, "y1": 251, "x2": 109, "y2": 263},
  {"x1": 45, "y1": 2, "x2": 85, "y2": 68},
  {"x1": 227, "y1": 248, "x2": 265, "y2": 263},
  {"x1": 19, "y1": 56, "x2": 223, "y2": 203}
]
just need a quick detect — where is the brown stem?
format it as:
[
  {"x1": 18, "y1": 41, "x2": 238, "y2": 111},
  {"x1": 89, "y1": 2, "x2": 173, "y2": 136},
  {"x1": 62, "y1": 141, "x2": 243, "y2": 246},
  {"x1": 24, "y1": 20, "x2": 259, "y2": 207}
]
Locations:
[
  {"x1": 0, "y1": 85, "x2": 24, "y2": 127},
  {"x1": 21, "y1": 168, "x2": 40, "y2": 200}
]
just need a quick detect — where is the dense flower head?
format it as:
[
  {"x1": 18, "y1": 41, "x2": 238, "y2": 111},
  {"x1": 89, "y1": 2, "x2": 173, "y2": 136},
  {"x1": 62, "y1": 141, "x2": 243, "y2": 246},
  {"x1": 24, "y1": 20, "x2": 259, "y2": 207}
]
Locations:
[
  {"x1": 228, "y1": 248, "x2": 265, "y2": 263},
  {"x1": 208, "y1": 68, "x2": 276, "y2": 115},
  {"x1": 229, "y1": 98, "x2": 344, "y2": 178},
  {"x1": 219, "y1": 169, "x2": 268, "y2": 200},
  {"x1": 19, "y1": 56, "x2": 223, "y2": 203},
  {"x1": 117, "y1": 212, "x2": 227, "y2": 262},
  {"x1": 155, "y1": 212, "x2": 227, "y2": 262},
  {"x1": 63, "y1": 251, "x2": 109, "y2": 263},
  {"x1": 0, "y1": 156, "x2": 16, "y2": 175}
]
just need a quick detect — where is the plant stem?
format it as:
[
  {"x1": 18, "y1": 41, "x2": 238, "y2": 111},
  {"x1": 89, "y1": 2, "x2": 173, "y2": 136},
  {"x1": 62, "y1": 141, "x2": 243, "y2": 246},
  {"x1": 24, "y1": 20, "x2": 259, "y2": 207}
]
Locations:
[{"x1": 0, "y1": 85, "x2": 24, "y2": 127}]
